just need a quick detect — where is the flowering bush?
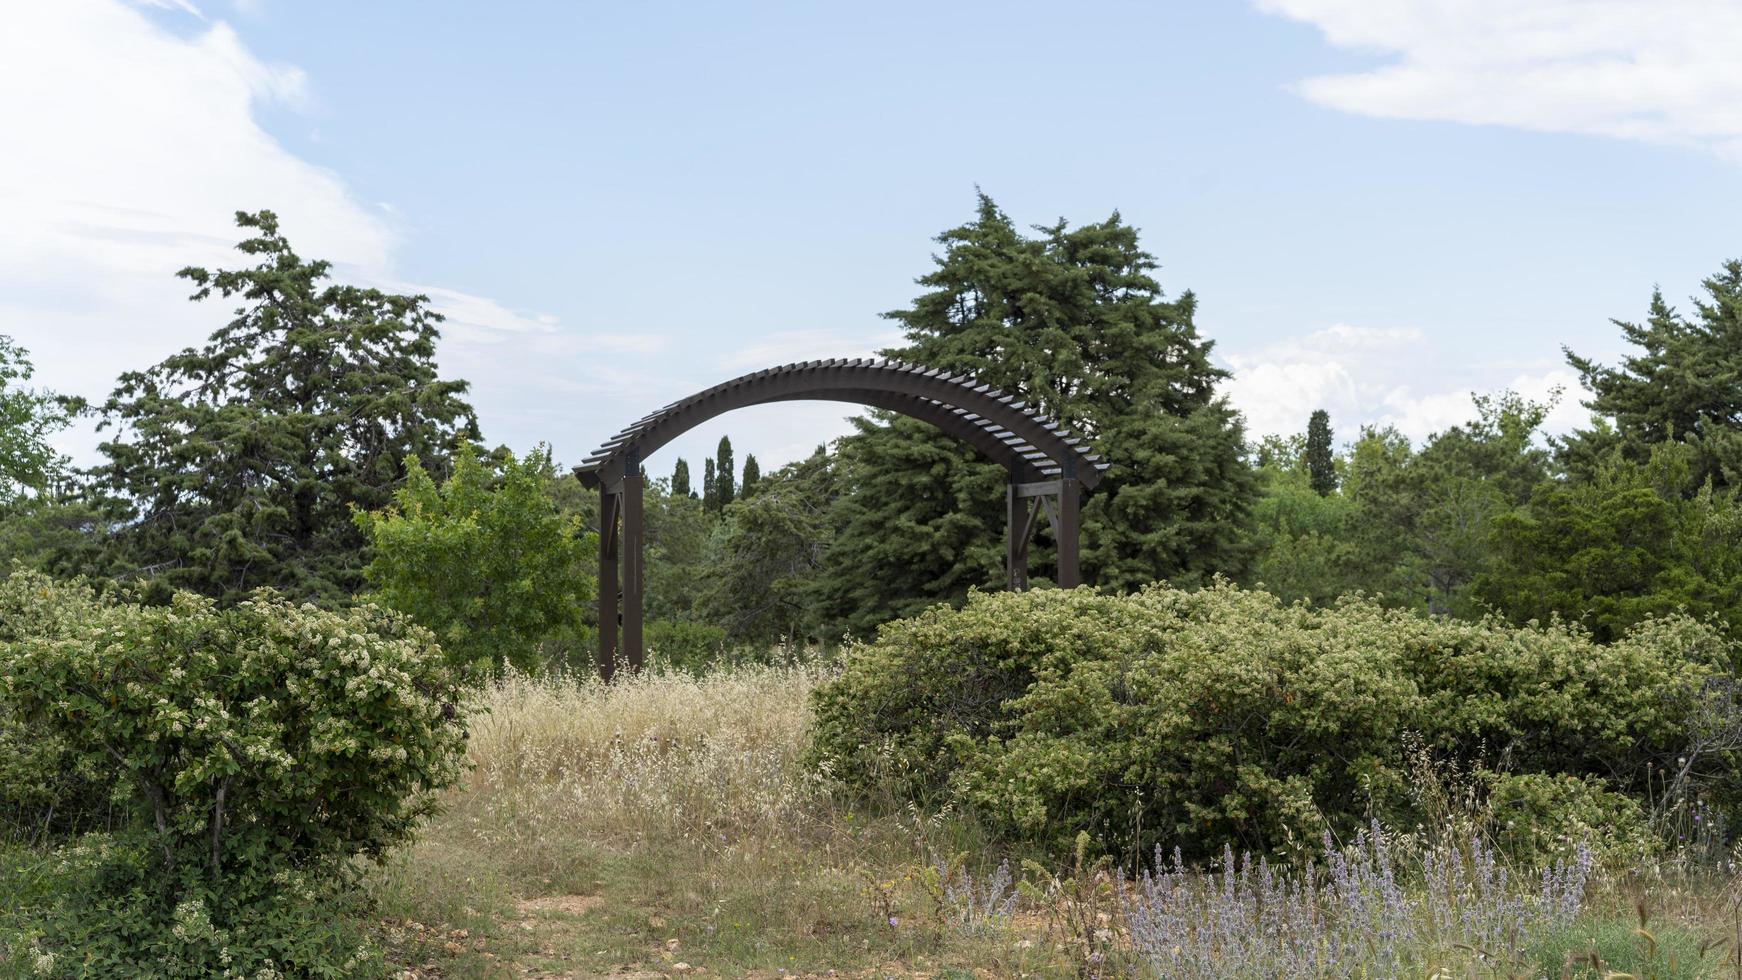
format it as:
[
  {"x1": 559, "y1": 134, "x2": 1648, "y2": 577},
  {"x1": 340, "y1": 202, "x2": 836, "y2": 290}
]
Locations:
[
  {"x1": 0, "y1": 575, "x2": 115, "y2": 838},
  {"x1": 0, "y1": 570, "x2": 469, "y2": 976},
  {"x1": 809, "y1": 583, "x2": 1739, "y2": 860}
]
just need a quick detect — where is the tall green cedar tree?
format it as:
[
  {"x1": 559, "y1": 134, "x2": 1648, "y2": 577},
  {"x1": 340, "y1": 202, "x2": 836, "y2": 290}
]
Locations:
[
  {"x1": 1305, "y1": 409, "x2": 1338, "y2": 496},
  {"x1": 672, "y1": 457, "x2": 693, "y2": 498},
  {"x1": 714, "y1": 436, "x2": 735, "y2": 509},
  {"x1": 702, "y1": 457, "x2": 718, "y2": 512},
  {"x1": 818, "y1": 195, "x2": 1254, "y2": 634},
  {"x1": 741, "y1": 453, "x2": 761, "y2": 497},
  {"x1": 1563, "y1": 261, "x2": 1742, "y2": 491},
  {"x1": 91, "y1": 210, "x2": 478, "y2": 605}
]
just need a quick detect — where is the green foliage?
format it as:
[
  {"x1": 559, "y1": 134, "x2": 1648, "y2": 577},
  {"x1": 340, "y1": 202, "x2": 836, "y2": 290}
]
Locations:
[
  {"x1": 88, "y1": 210, "x2": 478, "y2": 606},
  {"x1": 1487, "y1": 772, "x2": 1654, "y2": 865},
  {"x1": 702, "y1": 456, "x2": 718, "y2": 513},
  {"x1": 697, "y1": 449, "x2": 837, "y2": 646},
  {"x1": 548, "y1": 468, "x2": 712, "y2": 628},
  {"x1": 1564, "y1": 259, "x2": 1742, "y2": 491},
  {"x1": 0, "y1": 576, "x2": 116, "y2": 841},
  {"x1": 741, "y1": 453, "x2": 761, "y2": 498},
  {"x1": 0, "y1": 497, "x2": 121, "y2": 585},
  {"x1": 1476, "y1": 442, "x2": 1742, "y2": 641},
  {"x1": 810, "y1": 584, "x2": 1738, "y2": 861},
  {"x1": 714, "y1": 436, "x2": 736, "y2": 511},
  {"x1": 0, "y1": 571, "x2": 468, "y2": 975},
  {"x1": 817, "y1": 194, "x2": 1255, "y2": 635},
  {"x1": 0, "y1": 335, "x2": 71, "y2": 506},
  {"x1": 1243, "y1": 393, "x2": 1555, "y2": 616},
  {"x1": 1528, "y1": 914, "x2": 1714, "y2": 980},
  {"x1": 671, "y1": 457, "x2": 693, "y2": 499},
  {"x1": 355, "y1": 444, "x2": 594, "y2": 671},
  {"x1": 1333, "y1": 392, "x2": 1553, "y2": 616},
  {"x1": 1244, "y1": 434, "x2": 1360, "y2": 605},
  {"x1": 645, "y1": 618, "x2": 729, "y2": 671},
  {"x1": 1305, "y1": 409, "x2": 1337, "y2": 496}
]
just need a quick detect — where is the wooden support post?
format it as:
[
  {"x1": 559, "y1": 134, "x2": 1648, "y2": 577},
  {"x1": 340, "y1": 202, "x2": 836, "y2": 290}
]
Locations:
[
  {"x1": 622, "y1": 462, "x2": 645, "y2": 673},
  {"x1": 1006, "y1": 481, "x2": 1028, "y2": 592},
  {"x1": 597, "y1": 486, "x2": 619, "y2": 682},
  {"x1": 1056, "y1": 475, "x2": 1081, "y2": 589}
]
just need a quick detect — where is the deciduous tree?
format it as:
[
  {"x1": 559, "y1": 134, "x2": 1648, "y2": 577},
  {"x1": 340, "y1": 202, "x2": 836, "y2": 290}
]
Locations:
[{"x1": 355, "y1": 444, "x2": 594, "y2": 670}]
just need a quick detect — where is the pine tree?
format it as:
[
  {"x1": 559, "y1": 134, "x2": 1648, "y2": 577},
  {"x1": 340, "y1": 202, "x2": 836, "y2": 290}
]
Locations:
[
  {"x1": 672, "y1": 457, "x2": 693, "y2": 498},
  {"x1": 1306, "y1": 409, "x2": 1337, "y2": 496},
  {"x1": 817, "y1": 194, "x2": 1255, "y2": 634},
  {"x1": 1563, "y1": 261, "x2": 1742, "y2": 490},
  {"x1": 715, "y1": 436, "x2": 735, "y2": 509},
  {"x1": 741, "y1": 453, "x2": 761, "y2": 498},
  {"x1": 90, "y1": 210, "x2": 477, "y2": 604},
  {"x1": 702, "y1": 457, "x2": 718, "y2": 513}
]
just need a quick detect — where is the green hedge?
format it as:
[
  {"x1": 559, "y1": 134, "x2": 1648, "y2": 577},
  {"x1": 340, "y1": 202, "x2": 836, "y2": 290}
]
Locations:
[
  {"x1": 809, "y1": 584, "x2": 1738, "y2": 860},
  {"x1": 0, "y1": 571, "x2": 469, "y2": 977}
]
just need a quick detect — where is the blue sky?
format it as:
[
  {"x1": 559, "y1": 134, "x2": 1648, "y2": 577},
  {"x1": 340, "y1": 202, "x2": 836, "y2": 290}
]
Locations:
[{"x1": 5, "y1": 0, "x2": 1740, "y2": 476}]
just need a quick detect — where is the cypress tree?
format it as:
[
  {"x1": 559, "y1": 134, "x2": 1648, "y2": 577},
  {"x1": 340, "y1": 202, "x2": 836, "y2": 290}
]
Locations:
[
  {"x1": 817, "y1": 194, "x2": 1255, "y2": 634},
  {"x1": 672, "y1": 457, "x2": 693, "y2": 498},
  {"x1": 741, "y1": 453, "x2": 761, "y2": 498},
  {"x1": 702, "y1": 457, "x2": 718, "y2": 513},
  {"x1": 715, "y1": 436, "x2": 736, "y2": 509},
  {"x1": 1306, "y1": 409, "x2": 1337, "y2": 496}
]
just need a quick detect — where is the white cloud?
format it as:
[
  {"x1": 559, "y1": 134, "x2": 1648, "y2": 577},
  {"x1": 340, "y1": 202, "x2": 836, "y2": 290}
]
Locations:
[
  {"x1": 129, "y1": 0, "x2": 204, "y2": 17},
  {"x1": 0, "y1": 0, "x2": 569, "y2": 461},
  {"x1": 1257, "y1": 0, "x2": 1742, "y2": 158},
  {"x1": 1221, "y1": 323, "x2": 1587, "y2": 444}
]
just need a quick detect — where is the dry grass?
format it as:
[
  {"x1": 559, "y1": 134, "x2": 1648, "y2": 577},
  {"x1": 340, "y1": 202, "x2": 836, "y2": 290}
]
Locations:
[
  {"x1": 367, "y1": 665, "x2": 1742, "y2": 980},
  {"x1": 368, "y1": 664, "x2": 1054, "y2": 979},
  {"x1": 462, "y1": 664, "x2": 835, "y2": 853}
]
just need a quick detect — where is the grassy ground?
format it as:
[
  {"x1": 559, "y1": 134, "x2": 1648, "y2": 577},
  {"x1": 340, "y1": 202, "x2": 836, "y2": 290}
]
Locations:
[
  {"x1": 365, "y1": 664, "x2": 1742, "y2": 980},
  {"x1": 6, "y1": 661, "x2": 1742, "y2": 977},
  {"x1": 366, "y1": 663, "x2": 1065, "y2": 978}
]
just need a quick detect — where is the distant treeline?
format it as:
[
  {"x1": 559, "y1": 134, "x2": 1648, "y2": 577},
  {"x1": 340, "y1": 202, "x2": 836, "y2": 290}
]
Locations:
[{"x1": 2, "y1": 200, "x2": 1740, "y2": 663}]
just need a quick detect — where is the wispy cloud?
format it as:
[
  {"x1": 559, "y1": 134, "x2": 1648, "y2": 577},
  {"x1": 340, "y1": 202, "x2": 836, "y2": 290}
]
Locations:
[
  {"x1": 1257, "y1": 0, "x2": 1742, "y2": 159},
  {"x1": 0, "y1": 0, "x2": 564, "y2": 460},
  {"x1": 1220, "y1": 322, "x2": 1587, "y2": 443},
  {"x1": 128, "y1": 0, "x2": 204, "y2": 18}
]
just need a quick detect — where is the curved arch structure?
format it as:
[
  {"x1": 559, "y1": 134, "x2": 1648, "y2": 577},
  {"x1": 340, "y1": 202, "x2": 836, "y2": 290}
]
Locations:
[{"x1": 574, "y1": 358, "x2": 1108, "y2": 679}]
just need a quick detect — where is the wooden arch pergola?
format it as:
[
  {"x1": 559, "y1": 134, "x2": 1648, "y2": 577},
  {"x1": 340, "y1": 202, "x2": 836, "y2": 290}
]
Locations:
[{"x1": 574, "y1": 358, "x2": 1108, "y2": 680}]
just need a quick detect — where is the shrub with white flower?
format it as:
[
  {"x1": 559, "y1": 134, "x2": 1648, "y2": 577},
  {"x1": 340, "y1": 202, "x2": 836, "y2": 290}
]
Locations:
[{"x1": 0, "y1": 570, "x2": 469, "y2": 976}]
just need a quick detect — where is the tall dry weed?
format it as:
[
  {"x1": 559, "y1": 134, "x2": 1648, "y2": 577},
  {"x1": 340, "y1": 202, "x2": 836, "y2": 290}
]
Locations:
[{"x1": 454, "y1": 665, "x2": 837, "y2": 860}]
